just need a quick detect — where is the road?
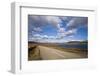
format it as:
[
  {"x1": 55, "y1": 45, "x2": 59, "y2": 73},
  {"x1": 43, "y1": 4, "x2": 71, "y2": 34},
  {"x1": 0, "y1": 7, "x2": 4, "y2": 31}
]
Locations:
[{"x1": 38, "y1": 46, "x2": 84, "y2": 60}]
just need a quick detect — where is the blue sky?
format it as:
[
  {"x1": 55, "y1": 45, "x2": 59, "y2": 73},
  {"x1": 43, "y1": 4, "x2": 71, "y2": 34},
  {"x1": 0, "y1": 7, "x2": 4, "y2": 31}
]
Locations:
[{"x1": 28, "y1": 15, "x2": 88, "y2": 43}]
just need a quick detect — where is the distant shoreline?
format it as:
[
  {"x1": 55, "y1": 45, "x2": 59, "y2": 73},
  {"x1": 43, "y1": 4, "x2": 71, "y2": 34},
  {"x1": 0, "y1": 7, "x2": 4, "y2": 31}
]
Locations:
[{"x1": 28, "y1": 41, "x2": 88, "y2": 60}]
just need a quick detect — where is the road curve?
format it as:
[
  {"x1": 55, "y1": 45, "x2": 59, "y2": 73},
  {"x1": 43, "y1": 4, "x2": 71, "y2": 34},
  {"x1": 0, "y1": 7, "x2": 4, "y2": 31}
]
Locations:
[{"x1": 38, "y1": 46, "x2": 83, "y2": 60}]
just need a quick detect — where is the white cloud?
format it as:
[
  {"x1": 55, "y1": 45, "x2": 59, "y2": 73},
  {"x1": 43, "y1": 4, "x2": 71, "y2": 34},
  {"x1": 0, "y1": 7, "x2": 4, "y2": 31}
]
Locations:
[
  {"x1": 68, "y1": 35, "x2": 74, "y2": 38},
  {"x1": 58, "y1": 29, "x2": 77, "y2": 38},
  {"x1": 28, "y1": 15, "x2": 62, "y2": 28},
  {"x1": 55, "y1": 17, "x2": 87, "y2": 38},
  {"x1": 57, "y1": 24, "x2": 62, "y2": 29},
  {"x1": 29, "y1": 33, "x2": 76, "y2": 43},
  {"x1": 29, "y1": 33, "x2": 63, "y2": 41},
  {"x1": 65, "y1": 29, "x2": 77, "y2": 35},
  {"x1": 58, "y1": 27, "x2": 66, "y2": 33},
  {"x1": 28, "y1": 16, "x2": 87, "y2": 41},
  {"x1": 60, "y1": 16, "x2": 72, "y2": 22},
  {"x1": 33, "y1": 34, "x2": 41, "y2": 37},
  {"x1": 67, "y1": 18, "x2": 75, "y2": 27},
  {"x1": 28, "y1": 15, "x2": 63, "y2": 37},
  {"x1": 33, "y1": 27, "x2": 42, "y2": 32},
  {"x1": 45, "y1": 16, "x2": 62, "y2": 27},
  {"x1": 67, "y1": 17, "x2": 88, "y2": 29}
]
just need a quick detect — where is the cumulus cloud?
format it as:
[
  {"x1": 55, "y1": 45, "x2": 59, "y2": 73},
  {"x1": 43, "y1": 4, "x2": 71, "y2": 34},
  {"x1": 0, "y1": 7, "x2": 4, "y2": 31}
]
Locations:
[
  {"x1": 33, "y1": 27, "x2": 42, "y2": 32},
  {"x1": 45, "y1": 16, "x2": 62, "y2": 27},
  {"x1": 58, "y1": 27, "x2": 66, "y2": 33},
  {"x1": 28, "y1": 15, "x2": 88, "y2": 42},
  {"x1": 65, "y1": 29, "x2": 77, "y2": 35},
  {"x1": 58, "y1": 29, "x2": 77, "y2": 38},
  {"x1": 29, "y1": 33, "x2": 62, "y2": 41},
  {"x1": 59, "y1": 16, "x2": 73, "y2": 22},
  {"x1": 28, "y1": 15, "x2": 62, "y2": 28},
  {"x1": 57, "y1": 17, "x2": 87, "y2": 38},
  {"x1": 67, "y1": 17, "x2": 88, "y2": 29},
  {"x1": 68, "y1": 35, "x2": 74, "y2": 38},
  {"x1": 28, "y1": 15, "x2": 63, "y2": 37}
]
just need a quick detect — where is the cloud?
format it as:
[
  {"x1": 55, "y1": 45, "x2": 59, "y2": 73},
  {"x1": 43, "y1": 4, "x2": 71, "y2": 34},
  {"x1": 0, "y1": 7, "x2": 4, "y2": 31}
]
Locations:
[
  {"x1": 65, "y1": 29, "x2": 77, "y2": 35},
  {"x1": 45, "y1": 16, "x2": 62, "y2": 27},
  {"x1": 57, "y1": 17, "x2": 87, "y2": 38},
  {"x1": 55, "y1": 17, "x2": 87, "y2": 38},
  {"x1": 58, "y1": 29, "x2": 77, "y2": 38},
  {"x1": 68, "y1": 35, "x2": 74, "y2": 38},
  {"x1": 33, "y1": 27, "x2": 42, "y2": 32},
  {"x1": 28, "y1": 15, "x2": 62, "y2": 28},
  {"x1": 58, "y1": 27, "x2": 66, "y2": 33},
  {"x1": 67, "y1": 17, "x2": 88, "y2": 29},
  {"x1": 59, "y1": 16, "x2": 73, "y2": 22},
  {"x1": 28, "y1": 15, "x2": 62, "y2": 37},
  {"x1": 28, "y1": 15, "x2": 88, "y2": 41},
  {"x1": 29, "y1": 33, "x2": 63, "y2": 41},
  {"x1": 32, "y1": 34, "x2": 42, "y2": 39}
]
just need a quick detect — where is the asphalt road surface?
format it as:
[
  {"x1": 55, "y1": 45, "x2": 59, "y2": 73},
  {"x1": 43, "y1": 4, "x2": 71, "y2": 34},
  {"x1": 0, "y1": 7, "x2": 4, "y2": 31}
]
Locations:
[{"x1": 38, "y1": 46, "x2": 84, "y2": 60}]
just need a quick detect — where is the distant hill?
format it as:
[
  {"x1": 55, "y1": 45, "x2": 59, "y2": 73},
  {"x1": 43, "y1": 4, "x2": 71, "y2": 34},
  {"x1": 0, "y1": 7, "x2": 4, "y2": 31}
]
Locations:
[
  {"x1": 67, "y1": 40, "x2": 88, "y2": 44},
  {"x1": 28, "y1": 40, "x2": 88, "y2": 44}
]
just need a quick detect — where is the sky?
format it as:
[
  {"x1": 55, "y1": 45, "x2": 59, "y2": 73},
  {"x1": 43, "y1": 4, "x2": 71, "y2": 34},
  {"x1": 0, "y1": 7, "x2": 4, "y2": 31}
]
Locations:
[{"x1": 28, "y1": 15, "x2": 88, "y2": 43}]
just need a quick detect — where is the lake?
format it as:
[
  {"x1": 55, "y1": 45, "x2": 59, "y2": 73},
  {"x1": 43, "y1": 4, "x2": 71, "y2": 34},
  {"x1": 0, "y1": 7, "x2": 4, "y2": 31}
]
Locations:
[{"x1": 59, "y1": 44, "x2": 88, "y2": 49}]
